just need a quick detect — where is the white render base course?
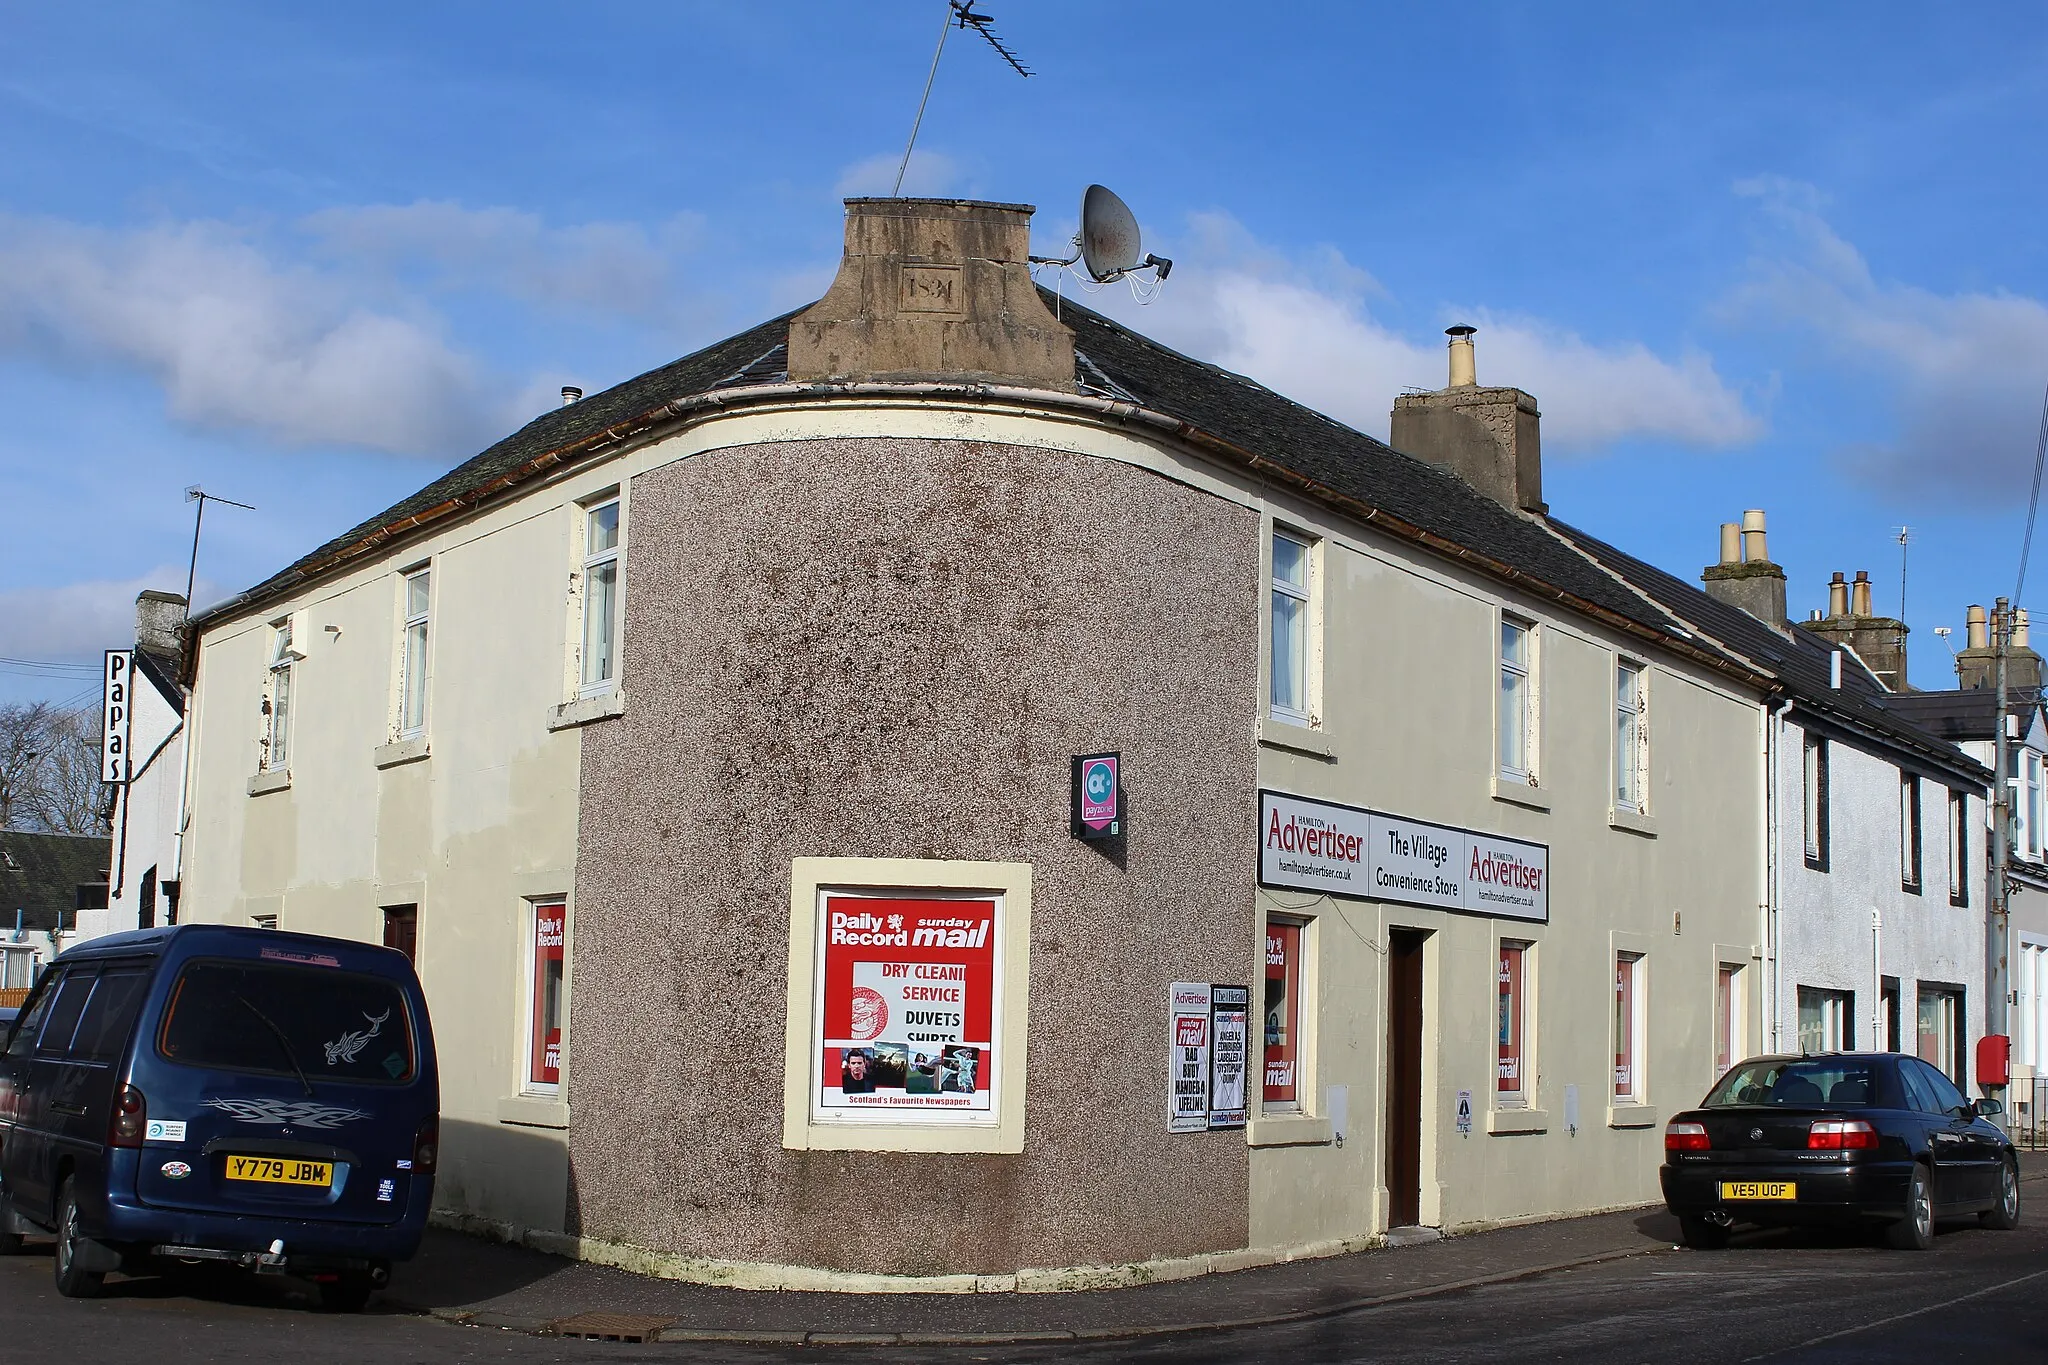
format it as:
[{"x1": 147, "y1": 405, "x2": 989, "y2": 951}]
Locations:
[{"x1": 426, "y1": 1197, "x2": 1661, "y2": 1295}]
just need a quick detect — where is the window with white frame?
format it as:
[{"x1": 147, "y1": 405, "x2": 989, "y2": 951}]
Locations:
[
  {"x1": 1948, "y1": 790, "x2": 1969, "y2": 906},
  {"x1": 1797, "y1": 985, "x2": 1854, "y2": 1054},
  {"x1": 1498, "y1": 940, "x2": 1531, "y2": 1103},
  {"x1": 398, "y1": 566, "x2": 431, "y2": 737},
  {"x1": 1613, "y1": 952, "x2": 1644, "y2": 1101},
  {"x1": 1715, "y1": 963, "x2": 1744, "y2": 1076},
  {"x1": 1614, "y1": 659, "x2": 1646, "y2": 812},
  {"x1": 526, "y1": 900, "x2": 567, "y2": 1092},
  {"x1": 1499, "y1": 617, "x2": 1536, "y2": 782},
  {"x1": 2022, "y1": 750, "x2": 2044, "y2": 863},
  {"x1": 579, "y1": 497, "x2": 622, "y2": 694},
  {"x1": 263, "y1": 619, "x2": 295, "y2": 771},
  {"x1": 1269, "y1": 529, "x2": 1312, "y2": 725},
  {"x1": 1802, "y1": 733, "x2": 1828, "y2": 870},
  {"x1": 1916, "y1": 985, "x2": 1962, "y2": 1083},
  {"x1": 1900, "y1": 773, "x2": 1922, "y2": 894},
  {"x1": 1263, "y1": 917, "x2": 1305, "y2": 1112},
  {"x1": 2018, "y1": 938, "x2": 2048, "y2": 1071}
]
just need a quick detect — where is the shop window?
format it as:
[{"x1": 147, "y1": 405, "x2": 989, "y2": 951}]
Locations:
[
  {"x1": 1497, "y1": 941, "x2": 1530, "y2": 1104},
  {"x1": 1269, "y1": 529, "x2": 1314, "y2": 725},
  {"x1": 579, "y1": 497, "x2": 623, "y2": 695},
  {"x1": 1613, "y1": 952, "x2": 1643, "y2": 1102},
  {"x1": 1797, "y1": 986, "x2": 1854, "y2": 1054},
  {"x1": 1715, "y1": 963, "x2": 1744, "y2": 1076},
  {"x1": 1499, "y1": 618, "x2": 1537, "y2": 782},
  {"x1": 1802, "y1": 734, "x2": 1828, "y2": 870},
  {"x1": 1882, "y1": 977, "x2": 1902, "y2": 1052},
  {"x1": 1916, "y1": 984, "x2": 1963, "y2": 1085},
  {"x1": 398, "y1": 566, "x2": 431, "y2": 738},
  {"x1": 1900, "y1": 774, "x2": 1922, "y2": 894},
  {"x1": 527, "y1": 901, "x2": 567, "y2": 1092},
  {"x1": 1948, "y1": 791, "x2": 1969, "y2": 906},
  {"x1": 1614, "y1": 660, "x2": 1645, "y2": 813},
  {"x1": 1263, "y1": 919, "x2": 1304, "y2": 1111}
]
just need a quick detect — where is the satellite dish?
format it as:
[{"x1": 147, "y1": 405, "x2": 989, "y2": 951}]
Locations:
[{"x1": 1080, "y1": 184, "x2": 1143, "y2": 283}]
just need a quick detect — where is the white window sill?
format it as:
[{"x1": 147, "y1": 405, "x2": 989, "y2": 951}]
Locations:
[
  {"x1": 1488, "y1": 1106, "x2": 1548, "y2": 1135},
  {"x1": 247, "y1": 769, "x2": 291, "y2": 797},
  {"x1": 1258, "y1": 716, "x2": 1334, "y2": 759},
  {"x1": 1247, "y1": 1113, "x2": 1333, "y2": 1147},
  {"x1": 549, "y1": 690, "x2": 625, "y2": 731},
  {"x1": 1492, "y1": 775, "x2": 1550, "y2": 812},
  {"x1": 1608, "y1": 806, "x2": 1657, "y2": 838},
  {"x1": 1608, "y1": 1103, "x2": 1659, "y2": 1129},
  {"x1": 497, "y1": 1095, "x2": 569, "y2": 1130},
  {"x1": 374, "y1": 736, "x2": 430, "y2": 769}
]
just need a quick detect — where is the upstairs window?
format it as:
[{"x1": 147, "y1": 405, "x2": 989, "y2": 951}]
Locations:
[
  {"x1": 1269, "y1": 530, "x2": 1312, "y2": 725},
  {"x1": 1614, "y1": 660, "x2": 1646, "y2": 812},
  {"x1": 1802, "y1": 734, "x2": 1828, "y2": 871},
  {"x1": 399, "y1": 567, "x2": 431, "y2": 737},
  {"x1": 580, "y1": 497, "x2": 623, "y2": 694},
  {"x1": 1499, "y1": 618, "x2": 1536, "y2": 782},
  {"x1": 263, "y1": 619, "x2": 295, "y2": 772},
  {"x1": 2022, "y1": 750, "x2": 2044, "y2": 863},
  {"x1": 1900, "y1": 774, "x2": 1922, "y2": 894},
  {"x1": 1949, "y1": 790, "x2": 1970, "y2": 906}
]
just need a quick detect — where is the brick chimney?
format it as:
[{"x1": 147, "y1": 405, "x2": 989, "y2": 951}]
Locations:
[
  {"x1": 1805, "y1": 568, "x2": 1909, "y2": 691},
  {"x1": 787, "y1": 198, "x2": 1074, "y2": 390},
  {"x1": 135, "y1": 590, "x2": 187, "y2": 663},
  {"x1": 1700, "y1": 509, "x2": 1789, "y2": 632},
  {"x1": 1955, "y1": 603, "x2": 2043, "y2": 691},
  {"x1": 1389, "y1": 326, "x2": 1545, "y2": 514}
]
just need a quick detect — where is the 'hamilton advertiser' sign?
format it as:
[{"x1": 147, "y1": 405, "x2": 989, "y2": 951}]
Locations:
[{"x1": 1259, "y1": 789, "x2": 1548, "y2": 923}]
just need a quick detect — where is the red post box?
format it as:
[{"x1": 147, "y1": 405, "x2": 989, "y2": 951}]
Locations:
[{"x1": 1977, "y1": 1033, "x2": 2011, "y2": 1090}]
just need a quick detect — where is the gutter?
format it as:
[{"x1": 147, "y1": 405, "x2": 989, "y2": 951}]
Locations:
[{"x1": 182, "y1": 380, "x2": 1773, "y2": 694}]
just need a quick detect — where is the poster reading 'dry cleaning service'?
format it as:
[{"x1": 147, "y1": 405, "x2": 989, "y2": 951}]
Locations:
[{"x1": 814, "y1": 893, "x2": 1000, "y2": 1124}]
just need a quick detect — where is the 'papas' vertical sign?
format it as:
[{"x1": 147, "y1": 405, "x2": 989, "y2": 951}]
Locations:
[{"x1": 101, "y1": 650, "x2": 133, "y2": 785}]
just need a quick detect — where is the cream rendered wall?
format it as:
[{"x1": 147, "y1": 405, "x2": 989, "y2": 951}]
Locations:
[{"x1": 1248, "y1": 506, "x2": 1764, "y2": 1248}]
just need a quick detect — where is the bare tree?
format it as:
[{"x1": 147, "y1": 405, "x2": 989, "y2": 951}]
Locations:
[
  {"x1": 0, "y1": 701, "x2": 54, "y2": 832},
  {"x1": 0, "y1": 701, "x2": 110, "y2": 835}
]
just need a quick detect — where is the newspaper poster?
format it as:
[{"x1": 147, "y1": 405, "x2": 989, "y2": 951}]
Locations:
[
  {"x1": 815, "y1": 893, "x2": 999, "y2": 1125},
  {"x1": 1208, "y1": 985, "x2": 1249, "y2": 1129},
  {"x1": 1169, "y1": 981, "x2": 1212, "y2": 1133}
]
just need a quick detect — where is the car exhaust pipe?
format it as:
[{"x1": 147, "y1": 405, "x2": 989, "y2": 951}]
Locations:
[{"x1": 1705, "y1": 1210, "x2": 1734, "y2": 1228}]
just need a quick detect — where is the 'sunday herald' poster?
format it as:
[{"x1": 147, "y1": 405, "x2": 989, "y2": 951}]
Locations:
[{"x1": 816, "y1": 894, "x2": 999, "y2": 1123}]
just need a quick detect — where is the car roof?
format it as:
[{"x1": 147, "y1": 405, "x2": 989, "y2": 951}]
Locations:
[{"x1": 55, "y1": 924, "x2": 409, "y2": 975}]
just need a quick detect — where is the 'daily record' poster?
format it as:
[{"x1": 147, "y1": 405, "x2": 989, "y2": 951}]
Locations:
[{"x1": 814, "y1": 893, "x2": 1000, "y2": 1124}]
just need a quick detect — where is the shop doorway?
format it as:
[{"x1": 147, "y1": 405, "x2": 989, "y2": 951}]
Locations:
[{"x1": 1386, "y1": 927, "x2": 1430, "y2": 1228}]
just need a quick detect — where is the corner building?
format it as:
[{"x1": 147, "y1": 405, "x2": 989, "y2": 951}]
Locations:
[{"x1": 179, "y1": 198, "x2": 1772, "y2": 1285}]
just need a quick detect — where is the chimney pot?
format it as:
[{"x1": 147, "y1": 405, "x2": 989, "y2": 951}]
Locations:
[
  {"x1": 561, "y1": 386, "x2": 582, "y2": 406},
  {"x1": 2019, "y1": 608, "x2": 2032, "y2": 649},
  {"x1": 1446, "y1": 325, "x2": 1477, "y2": 388},
  {"x1": 1968, "y1": 604, "x2": 1989, "y2": 651},
  {"x1": 1828, "y1": 572, "x2": 1849, "y2": 619},
  {"x1": 1741, "y1": 509, "x2": 1769, "y2": 563},
  {"x1": 1718, "y1": 522, "x2": 1741, "y2": 566},
  {"x1": 1851, "y1": 570, "x2": 1873, "y2": 618}
]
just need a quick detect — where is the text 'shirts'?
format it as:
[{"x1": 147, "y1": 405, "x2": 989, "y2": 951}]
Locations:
[{"x1": 816, "y1": 895, "x2": 999, "y2": 1124}]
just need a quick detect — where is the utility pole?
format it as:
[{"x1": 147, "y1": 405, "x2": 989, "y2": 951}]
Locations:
[{"x1": 1990, "y1": 597, "x2": 2012, "y2": 1064}]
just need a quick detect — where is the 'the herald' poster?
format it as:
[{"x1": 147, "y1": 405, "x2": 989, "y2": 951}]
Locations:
[{"x1": 816, "y1": 894, "x2": 998, "y2": 1123}]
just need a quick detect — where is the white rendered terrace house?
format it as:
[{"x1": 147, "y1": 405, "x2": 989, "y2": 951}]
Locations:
[{"x1": 1552, "y1": 518, "x2": 1992, "y2": 1090}]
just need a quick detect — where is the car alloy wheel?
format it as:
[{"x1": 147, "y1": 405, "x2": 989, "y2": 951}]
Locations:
[
  {"x1": 1983, "y1": 1160, "x2": 2022, "y2": 1231},
  {"x1": 1888, "y1": 1164, "x2": 1935, "y2": 1251}
]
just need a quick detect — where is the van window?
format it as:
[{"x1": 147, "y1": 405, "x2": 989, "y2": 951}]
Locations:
[
  {"x1": 36, "y1": 970, "x2": 98, "y2": 1056},
  {"x1": 158, "y1": 960, "x2": 415, "y2": 1085},
  {"x1": 4, "y1": 976, "x2": 59, "y2": 1059},
  {"x1": 71, "y1": 968, "x2": 152, "y2": 1063}
]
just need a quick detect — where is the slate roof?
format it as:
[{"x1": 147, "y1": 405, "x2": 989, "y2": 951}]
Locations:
[
  {"x1": 1884, "y1": 688, "x2": 2044, "y2": 744},
  {"x1": 1549, "y1": 520, "x2": 1991, "y2": 784},
  {"x1": 0, "y1": 831, "x2": 109, "y2": 933},
  {"x1": 192, "y1": 290, "x2": 1751, "y2": 683}
]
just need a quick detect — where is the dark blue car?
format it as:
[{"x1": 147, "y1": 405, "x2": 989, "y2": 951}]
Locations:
[{"x1": 0, "y1": 925, "x2": 438, "y2": 1310}]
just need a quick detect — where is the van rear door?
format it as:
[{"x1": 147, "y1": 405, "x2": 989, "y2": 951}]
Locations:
[{"x1": 137, "y1": 957, "x2": 425, "y2": 1224}]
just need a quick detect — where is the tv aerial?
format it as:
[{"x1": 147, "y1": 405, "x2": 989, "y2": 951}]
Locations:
[
  {"x1": 1031, "y1": 184, "x2": 1174, "y2": 307},
  {"x1": 892, "y1": 1, "x2": 1032, "y2": 197}
]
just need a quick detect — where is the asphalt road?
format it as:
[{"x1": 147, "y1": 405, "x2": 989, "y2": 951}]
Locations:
[{"x1": 1, "y1": 1215, "x2": 2043, "y2": 1364}]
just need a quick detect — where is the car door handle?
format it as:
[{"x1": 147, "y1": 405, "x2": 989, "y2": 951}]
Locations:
[{"x1": 50, "y1": 1103, "x2": 85, "y2": 1117}]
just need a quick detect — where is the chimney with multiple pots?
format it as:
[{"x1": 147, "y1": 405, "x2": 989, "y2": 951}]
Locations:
[{"x1": 1700, "y1": 509, "x2": 1790, "y2": 633}]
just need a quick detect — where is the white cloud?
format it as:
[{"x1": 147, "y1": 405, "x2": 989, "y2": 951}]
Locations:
[
  {"x1": 1724, "y1": 176, "x2": 2048, "y2": 499},
  {"x1": 0, "y1": 566, "x2": 206, "y2": 663},
  {"x1": 1085, "y1": 213, "x2": 1759, "y2": 455},
  {"x1": 834, "y1": 150, "x2": 959, "y2": 198},
  {"x1": 0, "y1": 215, "x2": 499, "y2": 457}
]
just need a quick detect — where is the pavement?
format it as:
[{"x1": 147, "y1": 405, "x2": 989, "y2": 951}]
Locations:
[{"x1": 369, "y1": 1149, "x2": 2048, "y2": 1348}]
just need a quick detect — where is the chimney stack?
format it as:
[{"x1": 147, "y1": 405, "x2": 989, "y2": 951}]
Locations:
[
  {"x1": 1701, "y1": 508, "x2": 1789, "y2": 632},
  {"x1": 1955, "y1": 601, "x2": 2044, "y2": 691},
  {"x1": 135, "y1": 590, "x2": 188, "y2": 663},
  {"x1": 1806, "y1": 568, "x2": 1909, "y2": 691},
  {"x1": 787, "y1": 198, "x2": 1075, "y2": 390},
  {"x1": 1389, "y1": 326, "x2": 1545, "y2": 513}
]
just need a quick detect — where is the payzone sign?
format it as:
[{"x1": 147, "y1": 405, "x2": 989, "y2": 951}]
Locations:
[{"x1": 1072, "y1": 752, "x2": 1122, "y2": 838}]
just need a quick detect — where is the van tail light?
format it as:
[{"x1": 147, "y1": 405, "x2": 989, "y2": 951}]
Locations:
[
  {"x1": 1808, "y1": 1118, "x2": 1879, "y2": 1150},
  {"x1": 412, "y1": 1118, "x2": 439, "y2": 1176},
  {"x1": 1665, "y1": 1121, "x2": 1710, "y2": 1152},
  {"x1": 109, "y1": 1084, "x2": 147, "y2": 1148}
]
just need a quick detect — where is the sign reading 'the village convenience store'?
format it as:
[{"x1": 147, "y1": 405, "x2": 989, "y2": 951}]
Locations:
[{"x1": 1258, "y1": 790, "x2": 1548, "y2": 923}]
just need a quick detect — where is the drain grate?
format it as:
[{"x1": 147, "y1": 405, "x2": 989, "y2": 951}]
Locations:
[{"x1": 545, "y1": 1312, "x2": 679, "y2": 1343}]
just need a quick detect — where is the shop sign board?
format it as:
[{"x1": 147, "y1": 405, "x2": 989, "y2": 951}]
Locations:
[
  {"x1": 1168, "y1": 981, "x2": 1212, "y2": 1133},
  {"x1": 1259, "y1": 790, "x2": 1548, "y2": 923},
  {"x1": 1071, "y1": 752, "x2": 1123, "y2": 839},
  {"x1": 101, "y1": 649, "x2": 133, "y2": 785},
  {"x1": 813, "y1": 892, "x2": 1000, "y2": 1126},
  {"x1": 1208, "y1": 985, "x2": 1249, "y2": 1129}
]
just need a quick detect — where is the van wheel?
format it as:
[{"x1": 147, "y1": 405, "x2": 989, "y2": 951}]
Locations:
[
  {"x1": 317, "y1": 1274, "x2": 374, "y2": 1313},
  {"x1": 1678, "y1": 1214, "x2": 1729, "y2": 1250},
  {"x1": 1982, "y1": 1159, "x2": 2022, "y2": 1230},
  {"x1": 1887, "y1": 1165, "x2": 1935, "y2": 1251},
  {"x1": 52, "y1": 1180, "x2": 105, "y2": 1297}
]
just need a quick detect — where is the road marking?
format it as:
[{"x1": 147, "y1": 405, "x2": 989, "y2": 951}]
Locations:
[{"x1": 1739, "y1": 1265, "x2": 2048, "y2": 1361}]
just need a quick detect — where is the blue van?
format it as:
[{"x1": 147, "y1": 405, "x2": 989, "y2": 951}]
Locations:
[{"x1": 0, "y1": 925, "x2": 438, "y2": 1310}]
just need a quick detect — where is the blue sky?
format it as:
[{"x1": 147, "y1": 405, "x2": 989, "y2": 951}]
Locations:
[{"x1": 4, "y1": 2, "x2": 2047, "y2": 703}]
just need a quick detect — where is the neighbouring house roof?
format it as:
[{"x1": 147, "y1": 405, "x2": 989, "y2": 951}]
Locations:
[
  {"x1": 188, "y1": 292, "x2": 1765, "y2": 687},
  {"x1": 1881, "y1": 688, "x2": 2046, "y2": 745},
  {"x1": 1549, "y1": 520, "x2": 1992, "y2": 788},
  {"x1": 0, "y1": 830, "x2": 110, "y2": 934}
]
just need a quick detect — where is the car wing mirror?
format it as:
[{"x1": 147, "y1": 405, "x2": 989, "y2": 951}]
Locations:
[{"x1": 1974, "y1": 1097, "x2": 2004, "y2": 1118}]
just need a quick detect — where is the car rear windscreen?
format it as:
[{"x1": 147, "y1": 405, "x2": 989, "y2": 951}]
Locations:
[
  {"x1": 1704, "y1": 1059, "x2": 1879, "y2": 1108},
  {"x1": 158, "y1": 959, "x2": 415, "y2": 1085}
]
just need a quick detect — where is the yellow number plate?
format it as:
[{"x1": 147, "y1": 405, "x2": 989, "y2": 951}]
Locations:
[
  {"x1": 1720, "y1": 1180, "x2": 1795, "y2": 1201},
  {"x1": 224, "y1": 1155, "x2": 333, "y2": 1187}
]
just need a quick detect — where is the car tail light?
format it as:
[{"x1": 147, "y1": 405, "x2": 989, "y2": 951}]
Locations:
[
  {"x1": 1808, "y1": 1118, "x2": 1879, "y2": 1150},
  {"x1": 109, "y1": 1084, "x2": 147, "y2": 1148},
  {"x1": 1665, "y1": 1121, "x2": 1710, "y2": 1152},
  {"x1": 412, "y1": 1118, "x2": 438, "y2": 1175}
]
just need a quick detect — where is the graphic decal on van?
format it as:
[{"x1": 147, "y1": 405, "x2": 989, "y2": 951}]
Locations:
[
  {"x1": 323, "y1": 1008, "x2": 392, "y2": 1067},
  {"x1": 202, "y1": 1098, "x2": 371, "y2": 1129}
]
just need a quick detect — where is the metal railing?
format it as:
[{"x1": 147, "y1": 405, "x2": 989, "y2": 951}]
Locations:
[{"x1": 2010, "y1": 1075, "x2": 2048, "y2": 1150}]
